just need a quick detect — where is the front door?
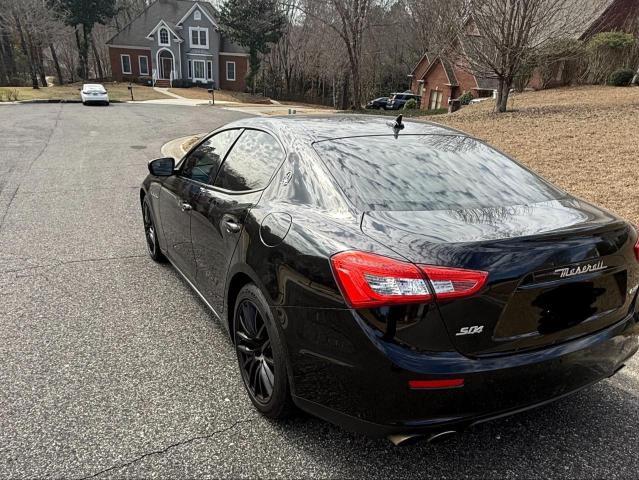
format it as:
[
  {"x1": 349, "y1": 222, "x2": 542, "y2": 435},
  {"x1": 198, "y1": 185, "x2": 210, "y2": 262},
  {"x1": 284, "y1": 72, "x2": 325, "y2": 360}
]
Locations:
[
  {"x1": 191, "y1": 129, "x2": 286, "y2": 313},
  {"x1": 161, "y1": 57, "x2": 173, "y2": 79},
  {"x1": 158, "y1": 176, "x2": 198, "y2": 280}
]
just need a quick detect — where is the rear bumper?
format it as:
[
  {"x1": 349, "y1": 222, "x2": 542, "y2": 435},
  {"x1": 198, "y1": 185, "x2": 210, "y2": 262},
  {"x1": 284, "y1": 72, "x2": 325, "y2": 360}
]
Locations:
[
  {"x1": 284, "y1": 308, "x2": 639, "y2": 437},
  {"x1": 82, "y1": 95, "x2": 109, "y2": 103}
]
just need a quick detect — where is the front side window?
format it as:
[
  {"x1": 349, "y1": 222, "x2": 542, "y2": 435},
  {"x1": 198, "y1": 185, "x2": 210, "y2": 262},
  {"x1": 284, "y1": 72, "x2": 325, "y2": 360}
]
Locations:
[
  {"x1": 312, "y1": 135, "x2": 564, "y2": 212},
  {"x1": 214, "y1": 130, "x2": 284, "y2": 191},
  {"x1": 121, "y1": 54, "x2": 131, "y2": 74},
  {"x1": 159, "y1": 28, "x2": 169, "y2": 46},
  {"x1": 226, "y1": 61, "x2": 236, "y2": 81},
  {"x1": 180, "y1": 130, "x2": 241, "y2": 184}
]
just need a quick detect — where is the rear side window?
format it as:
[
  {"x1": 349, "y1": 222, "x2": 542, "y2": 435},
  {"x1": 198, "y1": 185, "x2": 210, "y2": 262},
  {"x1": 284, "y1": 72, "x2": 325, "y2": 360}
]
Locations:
[
  {"x1": 312, "y1": 135, "x2": 564, "y2": 211},
  {"x1": 181, "y1": 129, "x2": 240, "y2": 184},
  {"x1": 214, "y1": 130, "x2": 284, "y2": 191}
]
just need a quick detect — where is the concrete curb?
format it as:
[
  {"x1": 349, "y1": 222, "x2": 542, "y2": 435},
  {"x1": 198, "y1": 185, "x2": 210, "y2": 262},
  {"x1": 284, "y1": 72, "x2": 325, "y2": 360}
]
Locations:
[{"x1": 160, "y1": 133, "x2": 205, "y2": 159}]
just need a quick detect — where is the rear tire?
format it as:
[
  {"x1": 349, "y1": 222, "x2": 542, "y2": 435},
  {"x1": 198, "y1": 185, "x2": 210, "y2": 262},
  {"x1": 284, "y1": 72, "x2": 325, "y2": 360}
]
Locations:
[
  {"x1": 233, "y1": 284, "x2": 293, "y2": 419},
  {"x1": 142, "y1": 196, "x2": 166, "y2": 263}
]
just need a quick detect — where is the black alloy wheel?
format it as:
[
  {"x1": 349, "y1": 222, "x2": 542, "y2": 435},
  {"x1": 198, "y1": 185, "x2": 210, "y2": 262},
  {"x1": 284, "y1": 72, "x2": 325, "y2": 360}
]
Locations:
[
  {"x1": 233, "y1": 284, "x2": 293, "y2": 418},
  {"x1": 142, "y1": 197, "x2": 166, "y2": 262},
  {"x1": 236, "y1": 299, "x2": 275, "y2": 403}
]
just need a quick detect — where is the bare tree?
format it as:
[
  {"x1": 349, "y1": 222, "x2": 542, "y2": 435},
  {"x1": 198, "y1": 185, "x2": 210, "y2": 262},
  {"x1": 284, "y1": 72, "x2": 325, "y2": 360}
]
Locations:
[
  {"x1": 404, "y1": 0, "x2": 465, "y2": 58},
  {"x1": 451, "y1": 0, "x2": 607, "y2": 112},
  {"x1": 292, "y1": 0, "x2": 383, "y2": 108}
]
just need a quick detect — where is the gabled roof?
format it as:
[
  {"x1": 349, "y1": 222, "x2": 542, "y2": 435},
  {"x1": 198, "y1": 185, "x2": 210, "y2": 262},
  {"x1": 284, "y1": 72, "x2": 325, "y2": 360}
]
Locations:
[
  {"x1": 106, "y1": 0, "x2": 219, "y2": 47},
  {"x1": 175, "y1": 2, "x2": 218, "y2": 28},
  {"x1": 421, "y1": 56, "x2": 459, "y2": 86},
  {"x1": 581, "y1": 0, "x2": 639, "y2": 39},
  {"x1": 409, "y1": 53, "x2": 431, "y2": 77},
  {"x1": 145, "y1": 20, "x2": 183, "y2": 43}
]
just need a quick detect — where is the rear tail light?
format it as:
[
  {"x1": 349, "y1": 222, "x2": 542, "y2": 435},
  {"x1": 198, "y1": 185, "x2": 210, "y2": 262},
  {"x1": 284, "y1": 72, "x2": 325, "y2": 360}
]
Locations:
[
  {"x1": 330, "y1": 251, "x2": 488, "y2": 308},
  {"x1": 633, "y1": 225, "x2": 639, "y2": 262},
  {"x1": 420, "y1": 266, "x2": 488, "y2": 301},
  {"x1": 330, "y1": 251, "x2": 432, "y2": 308}
]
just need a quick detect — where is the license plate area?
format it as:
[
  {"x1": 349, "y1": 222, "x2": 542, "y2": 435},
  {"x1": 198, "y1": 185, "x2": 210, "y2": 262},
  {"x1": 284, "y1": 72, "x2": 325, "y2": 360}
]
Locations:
[{"x1": 495, "y1": 270, "x2": 627, "y2": 340}]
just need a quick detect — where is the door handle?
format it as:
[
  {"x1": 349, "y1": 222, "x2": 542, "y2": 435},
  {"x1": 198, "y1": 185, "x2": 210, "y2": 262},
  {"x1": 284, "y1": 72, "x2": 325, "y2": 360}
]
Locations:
[
  {"x1": 180, "y1": 202, "x2": 192, "y2": 212},
  {"x1": 223, "y1": 217, "x2": 241, "y2": 233}
]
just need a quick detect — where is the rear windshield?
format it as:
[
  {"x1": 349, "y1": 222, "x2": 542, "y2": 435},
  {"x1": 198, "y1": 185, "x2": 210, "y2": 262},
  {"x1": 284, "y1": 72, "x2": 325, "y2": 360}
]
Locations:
[{"x1": 312, "y1": 135, "x2": 565, "y2": 211}]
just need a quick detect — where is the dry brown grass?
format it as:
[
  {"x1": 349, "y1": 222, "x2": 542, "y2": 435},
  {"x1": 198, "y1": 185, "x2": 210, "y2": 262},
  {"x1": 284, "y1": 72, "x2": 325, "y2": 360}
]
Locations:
[
  {"x1": 168, "y1": 87, "x2": 271, "y2": 104},
  {"x1": 432, "y1": 85, "x2": 639, "y2": 225},
  {"x1": 0, "y1": 82, "x2": 170, "y2": 102}
]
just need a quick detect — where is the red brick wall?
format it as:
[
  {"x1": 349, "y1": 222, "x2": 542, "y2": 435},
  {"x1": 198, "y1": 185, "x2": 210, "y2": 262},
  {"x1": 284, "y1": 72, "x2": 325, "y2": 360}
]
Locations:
[
  {"x1": 453, "y1": 62, "x2": 478, "y2": 96},
  {"x1": 108, "y1": 47, "x2": 152, "y2": 81},
  {"x1": 410, "y1": 55, "x2": 430, "y2": 93},
  {"x1": 421, "y1": 60, "x2": 455, "y2": 110},
  {"x1": 219, "y1": 55, "x2": 248, "y2": 91}
]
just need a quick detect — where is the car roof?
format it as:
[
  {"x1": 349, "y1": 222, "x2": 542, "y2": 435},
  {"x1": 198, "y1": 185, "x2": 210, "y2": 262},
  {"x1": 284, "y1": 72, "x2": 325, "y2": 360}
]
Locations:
[
  {"x1": 221, "y1": 114, "x2": 466, "y2": 143},
  {"x1": 83, "y1": 83, "x2": 105, "y2": 88}
]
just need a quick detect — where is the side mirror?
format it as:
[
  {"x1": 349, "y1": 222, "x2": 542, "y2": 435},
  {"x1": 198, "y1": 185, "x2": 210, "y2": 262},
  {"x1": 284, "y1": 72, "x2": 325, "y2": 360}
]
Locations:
[{"x1": 148, "y1": 157, "x2": 175, "y2": 176}]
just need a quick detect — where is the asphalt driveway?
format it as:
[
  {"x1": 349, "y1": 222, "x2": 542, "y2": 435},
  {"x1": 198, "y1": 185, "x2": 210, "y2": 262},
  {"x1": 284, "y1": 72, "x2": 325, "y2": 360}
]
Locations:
[{"x1": 0, "y1": 103, "x2": 638, "y2": 479}]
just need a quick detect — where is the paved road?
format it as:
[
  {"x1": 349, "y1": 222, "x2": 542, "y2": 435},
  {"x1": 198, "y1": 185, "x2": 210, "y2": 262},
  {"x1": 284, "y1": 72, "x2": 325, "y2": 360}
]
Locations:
[{"x1": 0, "y1": 103, "x2": 638, "y2": 479}]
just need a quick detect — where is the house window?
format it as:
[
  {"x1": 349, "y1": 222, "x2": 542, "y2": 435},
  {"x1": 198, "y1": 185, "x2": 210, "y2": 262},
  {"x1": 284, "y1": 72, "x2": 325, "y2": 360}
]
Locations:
[
  {"x1": 189, "y1": 27, "x2": 209, "y2": 48},
  {"x1": 188, "y1": 60, "x2": 192, "y2": 78},
  {"x1": 138, "y1": 56, "x2": 149, "y2": 76},
  {"x1": 226, "y1": 61, "x2": 236, "y2": 81},
  {"x1": 120, "y1": 54, "x2": 132, "y2": 74},
  {"x1": 194, "y1": 10, "x2": 201, "y2": 20},
  {"x1": 193, "y1": 60, "x2": 205, "y2": 80},
  {"x1": 429, "y1": 89, "x2": 443, "y2": 110},
  {"x1": 159, "y1": 27, "x2": 170, "y2": 46},
  {"x1": 207, "y1": 61, "x2": 212, "y2": 80}
]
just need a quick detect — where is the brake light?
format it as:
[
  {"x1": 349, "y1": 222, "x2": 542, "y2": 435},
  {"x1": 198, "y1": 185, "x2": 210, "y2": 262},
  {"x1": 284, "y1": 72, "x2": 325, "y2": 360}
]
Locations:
[
  {"x1": 634, "y1": 235, "x2": 639, "y2": 262},
  {"x1": 330, "y1": 251, "x2": 489, "y2": 308},
  {"x1": 330, "y1": 251, "x2": 432, "y2": 308},
  {"x1": 420, "y1": 266, "x2": 488, "y2": 301}
]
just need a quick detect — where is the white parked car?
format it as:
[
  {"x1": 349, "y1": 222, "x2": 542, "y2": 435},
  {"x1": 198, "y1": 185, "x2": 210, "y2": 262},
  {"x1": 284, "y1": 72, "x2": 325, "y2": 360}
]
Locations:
[{"x1": 80, "y1": 84, "x2": 109, "y2": 106}]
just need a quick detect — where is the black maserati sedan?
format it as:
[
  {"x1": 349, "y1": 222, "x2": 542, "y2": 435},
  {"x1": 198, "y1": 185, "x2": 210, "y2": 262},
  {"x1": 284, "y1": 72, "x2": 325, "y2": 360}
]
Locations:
[{"x1": 140, "y1": 115, "x2": 639, "y2": 444}]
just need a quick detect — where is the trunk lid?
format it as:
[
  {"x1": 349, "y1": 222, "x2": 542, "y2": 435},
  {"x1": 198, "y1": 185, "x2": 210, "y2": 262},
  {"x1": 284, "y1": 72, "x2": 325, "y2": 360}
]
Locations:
[{"x1": 362, "y1": 199, "x2": 638, "y2": 357}]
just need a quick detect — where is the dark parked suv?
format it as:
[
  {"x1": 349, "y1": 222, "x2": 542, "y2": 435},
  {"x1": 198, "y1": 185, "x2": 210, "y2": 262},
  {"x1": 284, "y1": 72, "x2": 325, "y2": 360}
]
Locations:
[{"x1": 387, "y1": 92, "x2": 421, "y2": 110}]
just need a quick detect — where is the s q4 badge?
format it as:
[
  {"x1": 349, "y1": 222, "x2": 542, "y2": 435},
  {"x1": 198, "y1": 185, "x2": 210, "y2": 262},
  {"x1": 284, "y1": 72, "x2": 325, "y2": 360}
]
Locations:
[{"x1": 456, "y1": 325, "x2": 484, "y2": 336}]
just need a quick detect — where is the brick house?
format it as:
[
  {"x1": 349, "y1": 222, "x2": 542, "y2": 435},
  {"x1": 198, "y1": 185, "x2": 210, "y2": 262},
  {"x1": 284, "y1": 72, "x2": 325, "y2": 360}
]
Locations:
[
  {"x1": 409, "y1": 54, "x2": 498, "y2": 111},
  {"x1": 409, "y1": 0, "x2": 639, "y2": 108},
  {"x1": 106, "y1": 0, "x2": 249, "y2": 91}
]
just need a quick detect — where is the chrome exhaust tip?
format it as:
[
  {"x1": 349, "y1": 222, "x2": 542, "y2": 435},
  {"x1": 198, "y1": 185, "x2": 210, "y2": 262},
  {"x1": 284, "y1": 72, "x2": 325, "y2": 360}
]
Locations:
[
  {"x1": 387, "y1": 433, "x2": 424, "y2": 446},
  {"x1": 427, "y1": 430, "x2": 458, "y2": 443}
]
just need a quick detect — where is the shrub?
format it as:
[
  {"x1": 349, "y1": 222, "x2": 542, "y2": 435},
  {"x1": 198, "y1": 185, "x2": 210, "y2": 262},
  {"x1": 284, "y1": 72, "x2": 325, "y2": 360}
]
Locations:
[
  {"x1": 458, "y1": 91, "x2": 474, "y2": 105},
  {"x1": 608, "y1": 68, "x2": 635, "y2": 86},
  {"x1": 586, "y1": 31, "x2": 638, "y2": 84},
  {"x1": 171, "y1": 79, "x2": 192, "y2": 88},
  {"x1": 403, "y1": 98, "x2": 417, "y2": 109},
  {"x1": 536, "y1": 38, "x2": 586, "y2": 88}
]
